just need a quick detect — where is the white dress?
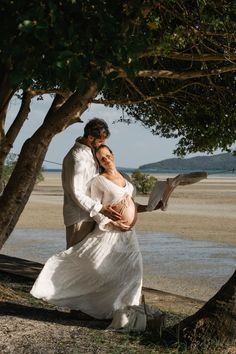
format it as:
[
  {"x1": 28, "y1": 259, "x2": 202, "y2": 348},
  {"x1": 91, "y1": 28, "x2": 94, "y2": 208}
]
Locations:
[{"x1": 30, "y1": 176, "x2": 143, "y2": 320}]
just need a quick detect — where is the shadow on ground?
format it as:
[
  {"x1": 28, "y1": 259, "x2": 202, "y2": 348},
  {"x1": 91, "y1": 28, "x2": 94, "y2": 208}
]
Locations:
[{"x1": 0, "y1": 301, "x2": 109, "y2": 330}]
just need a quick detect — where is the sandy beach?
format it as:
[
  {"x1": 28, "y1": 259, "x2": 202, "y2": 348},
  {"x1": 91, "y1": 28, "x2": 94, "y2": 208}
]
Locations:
[
  {"x1": 16, "y1": 172, "x2": 236, "y2": 246},
  {"x1": 9, "y1": 171, "x2": 235, "y2": 302}
]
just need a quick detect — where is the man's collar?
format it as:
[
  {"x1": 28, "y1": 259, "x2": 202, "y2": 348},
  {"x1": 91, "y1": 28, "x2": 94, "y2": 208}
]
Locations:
[{"x1": 75, "y1": 137, "x2": 92, "y2": 151}]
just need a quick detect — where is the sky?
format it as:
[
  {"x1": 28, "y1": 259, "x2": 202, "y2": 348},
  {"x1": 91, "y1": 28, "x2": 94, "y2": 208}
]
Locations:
[{"x1": 5, "y1": 94, "x2": 227, "y2": 169}]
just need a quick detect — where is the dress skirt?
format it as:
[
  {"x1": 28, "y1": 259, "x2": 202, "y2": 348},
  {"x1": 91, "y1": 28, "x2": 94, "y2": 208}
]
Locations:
[{"x1": 30, "y1": 226, "x2": 143, "y2": 320}]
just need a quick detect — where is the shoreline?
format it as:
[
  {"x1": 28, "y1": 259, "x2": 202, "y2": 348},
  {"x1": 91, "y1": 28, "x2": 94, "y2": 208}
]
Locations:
[
  {"x1": 15, "y1": 172, "x2": 236, "y2": 246},
  {"x1": 3, "y1": 228, "x2": 235, "y2": 301},
  {"x1": 5, "y1": 172, "x2": 235, "y2": 302}
]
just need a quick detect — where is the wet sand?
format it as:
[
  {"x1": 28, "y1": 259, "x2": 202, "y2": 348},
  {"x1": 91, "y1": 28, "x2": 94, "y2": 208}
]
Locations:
[
  {"x1": 12, "y1": 172, "x2": 236, "y2": 301},
  {"x1": 16, "y1": 172, "x2": 236, "y2": 246}
]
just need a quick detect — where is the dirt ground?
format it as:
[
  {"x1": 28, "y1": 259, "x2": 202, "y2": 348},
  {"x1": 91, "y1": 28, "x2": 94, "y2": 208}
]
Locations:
[{"x1": 1, "y1": 271, "x2": 235, "y2": 354}]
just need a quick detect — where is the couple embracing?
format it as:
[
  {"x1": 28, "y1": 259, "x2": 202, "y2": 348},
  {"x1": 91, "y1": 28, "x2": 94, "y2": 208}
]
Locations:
[{"x1": 30, "y1": 118, "x2": 206, "y2": 331}]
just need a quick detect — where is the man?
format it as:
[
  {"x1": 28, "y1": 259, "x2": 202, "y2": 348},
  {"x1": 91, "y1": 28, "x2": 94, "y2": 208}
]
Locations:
[
  {"x1": 62, "y1": 118, "x2": 207, "y2": 249},
  {"x1": 62, "y1": 118, "x2": 122, "y2": 249}
]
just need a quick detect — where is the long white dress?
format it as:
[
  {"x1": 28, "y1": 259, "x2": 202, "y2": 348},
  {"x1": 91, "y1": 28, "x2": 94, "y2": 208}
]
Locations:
[{"x1": 30, "y1": 175, "x2": 143, "y2": 320}]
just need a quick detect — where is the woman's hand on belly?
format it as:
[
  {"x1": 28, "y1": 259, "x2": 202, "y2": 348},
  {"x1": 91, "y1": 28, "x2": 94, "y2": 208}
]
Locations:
[
  {"x1": 111, "y1": 196, "x2": 137, "y2": 228},
  {"x1": 109, "y1": 219, "x2": 131, "y2": 231}
]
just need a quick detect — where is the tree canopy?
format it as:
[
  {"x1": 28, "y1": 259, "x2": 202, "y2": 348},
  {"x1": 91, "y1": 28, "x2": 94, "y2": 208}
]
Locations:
[{"x1": 1, "y1": 0, "x2": 236, "y2": 154}]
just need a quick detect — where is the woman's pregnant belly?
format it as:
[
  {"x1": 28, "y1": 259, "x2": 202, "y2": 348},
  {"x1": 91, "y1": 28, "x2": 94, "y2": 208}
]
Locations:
[{"x1": 111, "y1": 194, "x2": 137, "y2": 227}]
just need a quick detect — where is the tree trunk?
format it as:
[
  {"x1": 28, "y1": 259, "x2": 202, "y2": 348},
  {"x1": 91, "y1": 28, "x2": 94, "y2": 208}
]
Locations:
[
  {"x1": 0, "y1": 71, "x2": 14, "y2": 193},
  {"x1": 163, "y1": 270, "x2": 236, "y2": 348},
  {"x1": 0, "y1": 84, "x2": 97, "y2": 248},
  {"x1": 0, "y1": 137, "x2": 50, "y2": 247},
  {"x1": 0, "y1": 91, "x2": 31, "y2": 193}
]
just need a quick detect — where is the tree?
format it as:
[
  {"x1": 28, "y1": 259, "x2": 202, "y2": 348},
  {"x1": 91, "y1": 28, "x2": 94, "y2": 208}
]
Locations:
[
  {"x1": 0, "y1": 0, "x2": 236, "y2": 347},
  {"x1": 163, "y1": 271, "x2": 236, "y2": 348},
  {"x1": 2, "y1": 153, "x2": 44, "y2": 189},
  {"x1": 131, "y1": 170, "x2": 156, "y2": 194}
]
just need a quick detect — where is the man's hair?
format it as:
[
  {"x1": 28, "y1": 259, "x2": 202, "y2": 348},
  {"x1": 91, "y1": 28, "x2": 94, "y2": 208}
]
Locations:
[{"x1": 83, "y1": 118, "x2": 110, "y2": 139}]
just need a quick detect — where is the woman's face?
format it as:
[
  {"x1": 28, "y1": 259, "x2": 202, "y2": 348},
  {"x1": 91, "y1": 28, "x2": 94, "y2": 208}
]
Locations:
[{"x1": 96, "y1": 147, "x2": 115, "y2": 171}]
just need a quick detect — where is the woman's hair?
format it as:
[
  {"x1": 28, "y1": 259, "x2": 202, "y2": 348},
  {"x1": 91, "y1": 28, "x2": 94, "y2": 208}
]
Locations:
[
  {"x1": 94, "y1": 144, "x2": 113, "y2": 155},
  {"x1": 83, "y1": 118, "x2": 110, "y2": 139},
  {"x1": 94, "y1": 145, "x2": 113, "y2": 173}
]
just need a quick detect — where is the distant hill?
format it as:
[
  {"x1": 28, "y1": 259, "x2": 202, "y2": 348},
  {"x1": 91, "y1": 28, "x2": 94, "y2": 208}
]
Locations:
[{"x1": 139, "y1": 153, "x2": 236, "y2": 172}]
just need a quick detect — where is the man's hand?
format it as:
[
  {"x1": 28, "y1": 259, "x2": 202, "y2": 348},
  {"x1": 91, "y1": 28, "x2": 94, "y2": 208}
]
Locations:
[{"x1": 101, "y1": 205, "x2": 122, "y2": 221}]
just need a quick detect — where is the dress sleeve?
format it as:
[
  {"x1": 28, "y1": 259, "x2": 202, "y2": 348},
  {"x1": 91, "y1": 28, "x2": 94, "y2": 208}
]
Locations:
[
  {"x1": 64, "y1": 156, "x2": 103, "y2": 217},
  {"x1": 89, "y1": 177, "x2": 112, "y2": 231}
]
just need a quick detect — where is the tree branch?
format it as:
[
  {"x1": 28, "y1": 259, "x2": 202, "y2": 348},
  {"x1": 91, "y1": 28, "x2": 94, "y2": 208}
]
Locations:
[
  {"x1": 42, "y1": 83, "x2": 98, "y2": 133},
  {"x1": 46, "y1": 93, "x2": 71, "y2": 116},
  {"x1": 0, "y1": 71, "x2": 15, "y2": 121},
  {"x1": 93, "y1": 82, "x2": 213, "y2": 106},
  {"x1": 29, "y1": 88, "x2": 70, "y2": 98},
  {"x1": 3, "y1": 91, "x2": 32, "y2": 157},
  {"x1": 137, "y1": 64, "x2": 236, "y2": 80},
  {"x1": 140, "y1": 52, "x2": 236, "y2": 62},
  {"x1": 124, "y1": 78, "x2": 146, "y2": 100}
]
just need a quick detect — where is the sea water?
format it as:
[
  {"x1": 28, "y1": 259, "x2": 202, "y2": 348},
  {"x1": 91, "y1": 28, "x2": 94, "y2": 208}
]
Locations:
[{"x1": 1, "y1": 229, "x2": 235, "y2": 300}]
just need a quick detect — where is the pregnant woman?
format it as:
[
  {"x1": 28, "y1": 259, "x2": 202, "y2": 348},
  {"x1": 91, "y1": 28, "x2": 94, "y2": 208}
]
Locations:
[{"x1": 31, "y1": 145, "x2": 149, "y2": 322}]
